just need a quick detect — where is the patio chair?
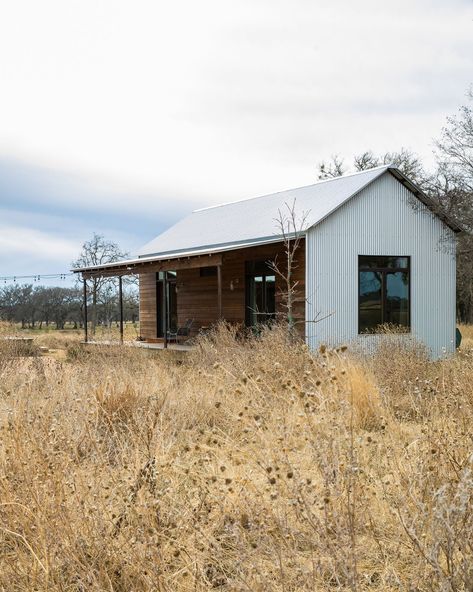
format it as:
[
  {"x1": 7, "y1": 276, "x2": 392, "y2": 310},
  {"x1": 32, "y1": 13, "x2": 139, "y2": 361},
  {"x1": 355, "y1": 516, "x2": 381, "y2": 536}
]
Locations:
[{"x1": 167, "y1": 318, "x2": 194, "y2": 344}]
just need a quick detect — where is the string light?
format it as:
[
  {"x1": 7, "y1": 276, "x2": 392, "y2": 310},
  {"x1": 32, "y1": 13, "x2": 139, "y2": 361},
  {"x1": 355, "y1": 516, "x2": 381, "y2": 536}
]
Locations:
[{"x1": 0, "y1": 272, "x2": 74, "y2": 284}]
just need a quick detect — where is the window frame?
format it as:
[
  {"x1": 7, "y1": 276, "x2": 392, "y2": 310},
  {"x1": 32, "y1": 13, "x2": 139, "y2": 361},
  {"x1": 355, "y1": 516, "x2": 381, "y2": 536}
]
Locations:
[{"x1": 358, "y1": 255, "x2": 411, "y2": 335}]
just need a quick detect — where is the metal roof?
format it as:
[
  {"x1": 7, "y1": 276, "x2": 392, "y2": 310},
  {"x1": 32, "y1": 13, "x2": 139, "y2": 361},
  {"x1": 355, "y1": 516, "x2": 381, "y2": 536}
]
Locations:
[
  {"x1": 137, "y1": 165, "x2": 459, "y2": 259},
  {"x1": 73, "y1": 165, "x2": 461, "y2": 274}
]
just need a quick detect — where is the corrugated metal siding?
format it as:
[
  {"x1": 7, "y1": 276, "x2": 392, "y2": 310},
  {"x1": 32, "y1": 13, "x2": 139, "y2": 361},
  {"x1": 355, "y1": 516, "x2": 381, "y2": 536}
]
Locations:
[{"x1": 305, "y1": 172, "x2": 456, "y2": 358}]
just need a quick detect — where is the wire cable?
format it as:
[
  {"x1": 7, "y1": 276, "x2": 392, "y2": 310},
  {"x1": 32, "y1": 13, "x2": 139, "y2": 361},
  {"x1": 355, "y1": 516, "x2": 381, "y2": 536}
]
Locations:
[{"x1": 0, "y1": 273, "x2": 74, "y2": 283}]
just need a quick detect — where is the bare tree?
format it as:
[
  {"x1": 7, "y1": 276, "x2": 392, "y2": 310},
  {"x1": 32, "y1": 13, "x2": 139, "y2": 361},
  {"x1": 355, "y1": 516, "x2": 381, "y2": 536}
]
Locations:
[
  {"x1": 433, "y1": 90, "x2": 473, "y2": 321},
  {"x1": 428, "y1": 165, "x2": 473, "y2": 322},
  {"x1": 436, "y1": 88, "x2": 473, "y2": 192},
  {"x1": 269, "y1": 200, "x2": 309, "y2": 336},
  {"x1": 319, "y1": 148, "x2": 426, "y2": 186},
  {"x1": 353, "y1": 150, "x2": 380, "y2": 171},
  {"x1": 317, "y1": 154, "x2": 346, "y2": 180},
  {"x1": 72, "y1": 234, "x2": 127, "y2": 335}
]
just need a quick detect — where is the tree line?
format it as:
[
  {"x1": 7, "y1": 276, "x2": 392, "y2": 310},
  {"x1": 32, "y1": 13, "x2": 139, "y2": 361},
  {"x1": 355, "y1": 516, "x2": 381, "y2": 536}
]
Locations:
[
  {"x1": 0, "y1": 234, "x2": 139, "y2": 333},
  {"x1": 0, "y1": 282, "x2": 139, "y2": 330}
]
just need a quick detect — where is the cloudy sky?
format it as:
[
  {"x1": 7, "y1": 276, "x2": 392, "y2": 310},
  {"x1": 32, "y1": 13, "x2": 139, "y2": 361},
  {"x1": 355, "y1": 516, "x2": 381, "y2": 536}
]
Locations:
[{"x1": 0, "y1": 0, "x2": 472, "y2": 283}]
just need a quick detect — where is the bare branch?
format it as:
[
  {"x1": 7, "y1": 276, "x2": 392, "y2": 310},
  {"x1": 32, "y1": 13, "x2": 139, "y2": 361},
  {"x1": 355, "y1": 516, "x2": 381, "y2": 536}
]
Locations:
[{"x1": 268, "y1": 200, "x2": 310, "y2": 338}]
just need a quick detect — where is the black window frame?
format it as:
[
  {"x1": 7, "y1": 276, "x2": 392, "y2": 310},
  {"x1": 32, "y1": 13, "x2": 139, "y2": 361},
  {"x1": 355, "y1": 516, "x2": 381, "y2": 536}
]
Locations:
[{"x1": 358, "y1": 255, "x2": 411, "y2": 334}]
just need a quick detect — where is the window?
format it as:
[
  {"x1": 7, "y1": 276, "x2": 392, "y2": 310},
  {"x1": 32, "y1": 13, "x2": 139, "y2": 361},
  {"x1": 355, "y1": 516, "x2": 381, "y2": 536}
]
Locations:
[
  {"x1": 157, "y1": 271, "x2": 177, "y2": 279},
  {"x1": 358, "y1": 256, "x2": 410, "y2": 333},
  {"x1": 245, "y1": 260, "x2": 276, "y2": 326}
]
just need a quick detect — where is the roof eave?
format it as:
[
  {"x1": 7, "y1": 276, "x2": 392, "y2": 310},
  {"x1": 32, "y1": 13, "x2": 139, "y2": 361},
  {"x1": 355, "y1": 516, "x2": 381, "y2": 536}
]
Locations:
[
  {"x1": 303, "y1": 166, "x2": 463, "y2": 234},
  {"x1": 71, "y1": 233, "x2": 295, "y2": 275},
  {"x1": 387, "y1": 168, "x2": 463, "y2": 234}
]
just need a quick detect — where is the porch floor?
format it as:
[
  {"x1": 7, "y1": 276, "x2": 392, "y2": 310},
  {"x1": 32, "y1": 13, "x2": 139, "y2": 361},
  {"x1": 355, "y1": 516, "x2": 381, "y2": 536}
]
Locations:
[
  {"x1": 137, "y1": 341, "x2": 194, "y2": 351},
  {"x1": 82, "y1": 340, "x2": 194, "y2": 351}
]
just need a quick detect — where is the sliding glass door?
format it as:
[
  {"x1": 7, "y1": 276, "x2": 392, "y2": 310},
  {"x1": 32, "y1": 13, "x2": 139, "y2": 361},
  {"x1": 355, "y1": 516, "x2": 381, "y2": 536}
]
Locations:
[
  {"x1": 156, "y1": 271, "x2": 177, "y2": 337},
  {"x1": 245, "y1": 261, "x2": 276, "y2": 327}
]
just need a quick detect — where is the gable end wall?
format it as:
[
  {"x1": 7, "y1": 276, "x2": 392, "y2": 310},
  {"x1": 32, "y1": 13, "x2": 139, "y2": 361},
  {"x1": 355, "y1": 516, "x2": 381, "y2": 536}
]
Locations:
[{"x1": 305, "y1": 172, "x2": 456, "y2": 358}]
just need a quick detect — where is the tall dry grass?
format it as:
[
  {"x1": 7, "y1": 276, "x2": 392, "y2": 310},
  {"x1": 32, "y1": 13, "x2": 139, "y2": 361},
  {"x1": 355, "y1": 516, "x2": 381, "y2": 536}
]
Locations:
[{"x1": 0, "y1": 323, "x2": 473, "y2": 590}]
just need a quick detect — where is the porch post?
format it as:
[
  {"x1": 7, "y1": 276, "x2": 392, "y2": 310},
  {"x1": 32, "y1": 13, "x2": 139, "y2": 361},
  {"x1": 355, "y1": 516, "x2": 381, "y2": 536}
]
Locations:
[
  {"x1": 118, "y1": 275, "x2": 124, "y2": 344},
  {"x1": 163, "y1": 273, "x2": 168, "y2": 348},
  {"x1": 83, "y1": 277, "x2": 88, "y2": 343},
  {"x1": 217, "y1": 264, "x2": 222, "y2": 319}
]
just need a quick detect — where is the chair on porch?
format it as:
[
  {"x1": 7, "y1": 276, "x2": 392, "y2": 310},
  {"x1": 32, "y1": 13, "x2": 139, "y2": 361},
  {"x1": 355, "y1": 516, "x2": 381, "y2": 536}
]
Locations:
[{"x1": 167, "y1": 318, "x2": 194, "y2": 344}]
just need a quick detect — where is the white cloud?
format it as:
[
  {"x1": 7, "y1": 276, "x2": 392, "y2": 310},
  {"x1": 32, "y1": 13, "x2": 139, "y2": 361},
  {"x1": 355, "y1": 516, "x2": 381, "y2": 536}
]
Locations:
[
  {"x1": 0, "y1": 225, "x2": 79, "y2": 262},
  {"x1": 0, "y1": 0, "x2": 472, "y2": 282},
  {"x1": 0, "y1": 0, "x2": 471, "y2": 206}
]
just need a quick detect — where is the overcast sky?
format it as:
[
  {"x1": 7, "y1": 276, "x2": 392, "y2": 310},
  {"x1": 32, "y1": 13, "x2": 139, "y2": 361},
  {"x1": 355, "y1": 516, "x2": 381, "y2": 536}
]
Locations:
[{"x1": 0, "y1": 0, "x2": 472, "y2": 283}]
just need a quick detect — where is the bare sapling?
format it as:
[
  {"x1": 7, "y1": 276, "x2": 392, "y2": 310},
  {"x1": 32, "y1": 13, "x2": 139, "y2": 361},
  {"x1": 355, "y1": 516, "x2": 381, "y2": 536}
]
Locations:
[{"x1": 269, "y1": 199, "x2": 309, "y2": 338}]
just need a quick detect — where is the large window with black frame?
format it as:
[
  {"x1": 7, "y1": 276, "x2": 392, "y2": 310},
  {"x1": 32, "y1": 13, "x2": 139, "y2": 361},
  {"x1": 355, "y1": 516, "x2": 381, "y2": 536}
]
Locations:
[{"x1": 358, "y1": 256, "x2": 410, "y2": 334}]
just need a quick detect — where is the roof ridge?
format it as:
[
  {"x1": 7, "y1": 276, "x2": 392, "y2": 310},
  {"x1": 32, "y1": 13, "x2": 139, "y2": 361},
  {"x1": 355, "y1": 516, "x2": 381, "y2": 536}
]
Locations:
[{"x1": 193, "y1": 164, "x2": 391, "y2": 213}]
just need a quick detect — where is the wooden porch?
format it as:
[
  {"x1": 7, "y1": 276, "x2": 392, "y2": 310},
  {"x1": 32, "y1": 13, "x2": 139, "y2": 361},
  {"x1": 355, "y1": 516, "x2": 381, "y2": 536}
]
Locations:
[
  {"x1": 82, "y1": 339, "x2": 194, "y2": 351},
  {"x1": 139, "y1": 241, "x2": 305, "y2": 343},
  {"x1": 78, "y1": 240, "x2": 305, "y2": 346}
]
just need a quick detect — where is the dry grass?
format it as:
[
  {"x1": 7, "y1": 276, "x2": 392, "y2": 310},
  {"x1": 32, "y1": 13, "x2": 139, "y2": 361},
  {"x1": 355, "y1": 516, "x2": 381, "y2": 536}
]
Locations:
[
  {"x1": 1, "y1": 322, "x2": 473, "y2": 590},
  {"x1": 0, "y1": 321, "x2": 139, "y2": 350},
  {"x1": 459, "y1": 323, "x2": 473, "y2": 349}
]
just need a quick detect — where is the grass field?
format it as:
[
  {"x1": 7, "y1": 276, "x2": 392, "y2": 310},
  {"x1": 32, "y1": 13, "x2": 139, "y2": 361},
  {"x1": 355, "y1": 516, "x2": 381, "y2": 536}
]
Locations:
[
  {"x1": 0, "y1": 321, "x2": 140, "y2": 348},
  {"x1": 1, "y1": 322, "x2": 473, "y2": 590}
]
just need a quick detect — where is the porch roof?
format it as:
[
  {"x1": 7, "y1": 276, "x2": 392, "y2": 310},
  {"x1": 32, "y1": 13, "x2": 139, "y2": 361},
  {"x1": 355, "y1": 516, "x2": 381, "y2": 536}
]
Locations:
[{"x1": 72, "y1": 234, "x2": 286, "y2": 278}]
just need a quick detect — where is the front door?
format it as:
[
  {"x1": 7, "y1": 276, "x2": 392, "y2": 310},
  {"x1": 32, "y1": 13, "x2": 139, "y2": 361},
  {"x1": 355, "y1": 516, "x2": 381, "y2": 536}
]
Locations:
[{"x1": 245, "y1": 260, "x2": 276, "y2": 327}]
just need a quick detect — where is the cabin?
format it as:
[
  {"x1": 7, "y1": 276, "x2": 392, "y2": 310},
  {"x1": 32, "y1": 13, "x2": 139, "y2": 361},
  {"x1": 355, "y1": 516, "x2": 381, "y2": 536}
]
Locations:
[{"x1": 73, "y1": 165, "x2": 460, "y2": 358}]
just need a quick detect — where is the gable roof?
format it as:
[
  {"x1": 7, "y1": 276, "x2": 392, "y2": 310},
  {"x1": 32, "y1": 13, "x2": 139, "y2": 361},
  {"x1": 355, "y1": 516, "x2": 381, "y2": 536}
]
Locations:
[{"x1": 137, "y1": 165, "x2": 460, "y2": 259}]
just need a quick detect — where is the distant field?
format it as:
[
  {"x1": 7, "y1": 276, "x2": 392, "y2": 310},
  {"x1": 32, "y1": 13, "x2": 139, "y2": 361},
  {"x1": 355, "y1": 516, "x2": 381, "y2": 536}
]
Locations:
[
  {"x1": 1, "y1": 322, "x2": 473, "y2": 590},
  {"x1": 0, "y1": 321, "x2": 140, "y2": 349}
]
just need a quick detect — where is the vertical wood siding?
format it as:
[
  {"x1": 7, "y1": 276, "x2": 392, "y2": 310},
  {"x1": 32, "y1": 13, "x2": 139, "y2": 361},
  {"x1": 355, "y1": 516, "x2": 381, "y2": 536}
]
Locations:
[
  {"x1": 139, "y1": 241, "x2": 305, "y2": 340},
  {"x1": 139, "y1": 272, "x2": 157, "y2": 340},
  {"x1": 305, "y1": 172, "x2": 456, "y2": 358},
  {"x1": 176, "y1": 241, "x2": 305, "y2": 336}
]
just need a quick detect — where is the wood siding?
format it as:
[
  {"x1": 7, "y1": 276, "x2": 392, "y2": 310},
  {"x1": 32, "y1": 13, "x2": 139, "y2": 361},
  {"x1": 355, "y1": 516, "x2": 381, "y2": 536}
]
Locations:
[
  {"x1": 139, "y1": 272, "x2": 157, "y2": 340},
  {"x1": 138, "y1": 240, "x2": 305, "y2": 340}
]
